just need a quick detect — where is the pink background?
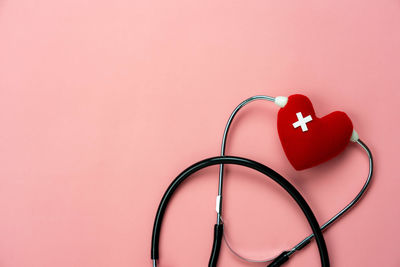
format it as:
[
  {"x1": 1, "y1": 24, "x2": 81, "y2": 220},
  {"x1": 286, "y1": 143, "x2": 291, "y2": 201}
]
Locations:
[{"x1": 0, "y1": 1, "x2": 399, "y2": 266}]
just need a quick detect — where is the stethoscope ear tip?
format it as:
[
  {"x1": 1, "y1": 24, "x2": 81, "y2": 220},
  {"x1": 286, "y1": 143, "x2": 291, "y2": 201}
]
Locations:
[
  {"x1": 274, "y1": 96, "x2": 288, "y2": 108},
  {"x1": 350, "y1": 129, "x2": 359, "y2": 142}
]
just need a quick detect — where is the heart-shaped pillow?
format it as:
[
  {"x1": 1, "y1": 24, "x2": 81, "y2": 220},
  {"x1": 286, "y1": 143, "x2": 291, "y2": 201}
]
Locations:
[{"x1": 277, "y1": 94, "x2": 353, "y2": 170}]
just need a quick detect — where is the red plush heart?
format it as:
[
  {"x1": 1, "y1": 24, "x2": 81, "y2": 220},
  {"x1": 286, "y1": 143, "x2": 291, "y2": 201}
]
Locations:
[{"x1": 277, "y1": 94, "x2": 353, "y2": 170}]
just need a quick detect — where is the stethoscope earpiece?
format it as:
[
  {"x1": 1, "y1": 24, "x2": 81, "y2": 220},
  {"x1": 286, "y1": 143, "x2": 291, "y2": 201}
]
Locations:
[{"x1": 274, "y1": 96, "x2": 288, "y2": 107}]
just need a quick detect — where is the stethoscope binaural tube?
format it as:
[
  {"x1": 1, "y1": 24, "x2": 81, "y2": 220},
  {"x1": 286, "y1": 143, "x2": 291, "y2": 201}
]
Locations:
[
  {"x1": 151, "y1": 156, "x2": 330, "y2": 267},
  {"x1": 215, "y1": 95, "x2": 373, "y2": 266}
]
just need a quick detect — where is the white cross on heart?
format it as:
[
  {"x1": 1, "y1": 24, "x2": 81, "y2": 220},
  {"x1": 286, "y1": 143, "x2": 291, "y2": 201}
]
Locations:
[{"x1": 292, "y1": 112, "x2": 312, "y2": 132}]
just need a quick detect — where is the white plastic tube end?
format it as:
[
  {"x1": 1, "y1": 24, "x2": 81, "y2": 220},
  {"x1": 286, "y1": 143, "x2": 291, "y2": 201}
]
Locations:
[
  {"x1": 350, "y1": 129, "x2": 359, "y2": 142},
  {"x1": 275, "y1": 96, "x2": 288, "y2": 108}
]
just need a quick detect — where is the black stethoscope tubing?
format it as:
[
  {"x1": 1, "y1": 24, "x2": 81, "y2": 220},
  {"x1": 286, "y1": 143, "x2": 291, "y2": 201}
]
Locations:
[{"x1": 151, "y1": 156, "x2": 330, "y2": 267}]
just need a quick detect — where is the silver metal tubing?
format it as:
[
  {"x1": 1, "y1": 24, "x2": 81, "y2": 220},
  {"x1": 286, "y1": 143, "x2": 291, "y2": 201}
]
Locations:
[
  {"x1": 153, "y1": 259, "x2": 157, "y2": 267},
  {"x1": 222, "y1": 137, "x2": 373, "y2": 263},
  {"x1": 217, "y1": 95, "x2": 275, "y2": 225},
  {"x1": 218, "y1": 95, "x2": 373, "y2": 263},
  {"x1": 287, "y1": 139, "x2": 373, "y2": 257}
]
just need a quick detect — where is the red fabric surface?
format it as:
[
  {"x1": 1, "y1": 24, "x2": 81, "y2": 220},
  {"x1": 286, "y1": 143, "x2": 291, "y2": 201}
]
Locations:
[{"x1": 278, "y1": 94, "x2": 353, "y2": 170}]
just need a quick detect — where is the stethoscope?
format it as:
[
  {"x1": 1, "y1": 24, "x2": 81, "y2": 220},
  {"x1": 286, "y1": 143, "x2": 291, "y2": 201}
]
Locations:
[{"x1": 151, "y1": 94, "x2": 373, "y2": 267}]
